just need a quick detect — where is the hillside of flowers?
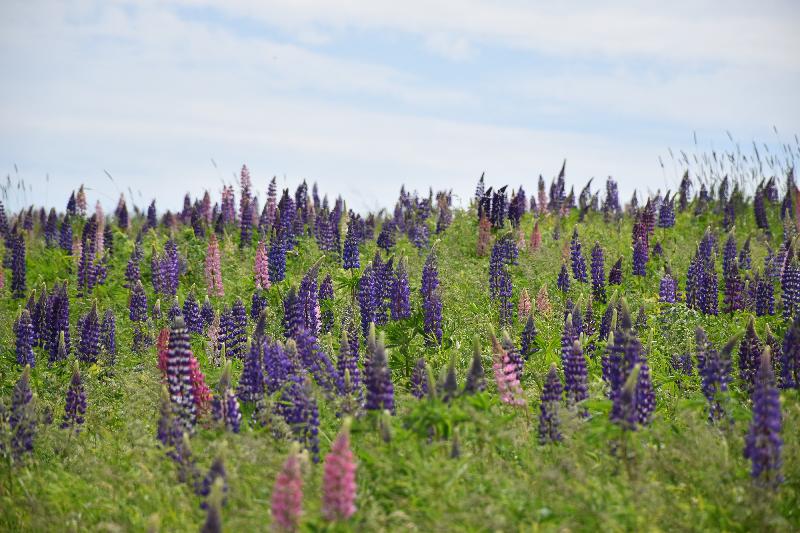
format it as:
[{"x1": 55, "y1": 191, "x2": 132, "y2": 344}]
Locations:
[{"x1": 1, "y1": 161, "x2": 799, "y2": 531}]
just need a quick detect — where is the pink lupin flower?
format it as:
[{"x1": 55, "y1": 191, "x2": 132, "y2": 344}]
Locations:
[
  {"x1": 189, "y1": 353, "x2": 212, "y2": 415},
  {"x1": 76, "y1": 184, "x2": 87, "y2": 216},
  {"x1": 518, "y1": 288, "x2": 532, "y2": 321},
  {"x1": 537, "y1": 188, "x2": 548, "y2": 215},
  {"x1": 490, "y1": 330, "x2": 526, "y2": 407},
  {"x1": 322, "y1": 424, "x2": 357, "y2": 522},
  {"x1": 536, "y1": 284, "x2": 552, "y2": 316},
  {"x1": 73, "y1": 240, "x2": 82, "y2": 265},
  {"x1": 205, "y1": 234, "x2": 224, "y2": 297},
  {"x1": 272, "y1": 447, "x2": 304, "y2": 532},
  {"x1": 529, "y1": 221, "x2": 542, "y2": 251},
  {"x1": 254, "y1": 240, "x2": 271, "y2": 289},
  {"x1": 157, "y1": 328, "x2": 170, "y2": 378}
]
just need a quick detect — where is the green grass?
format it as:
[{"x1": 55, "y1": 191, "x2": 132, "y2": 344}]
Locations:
[{"x1": 0, "y1": 198, "x2": 798, "y2": 532}]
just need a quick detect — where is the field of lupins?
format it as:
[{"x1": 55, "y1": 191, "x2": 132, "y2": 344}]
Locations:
[{"x1": 1, "y1": 157, "x2": 799, "y2": 531}]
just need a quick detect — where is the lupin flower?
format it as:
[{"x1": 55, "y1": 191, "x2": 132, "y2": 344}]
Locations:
[
  {"x1": 490, "y1": 329, "x2": 526, "y2": 407},
  {"x1": 738, "y1": 317, "x2": 763, "y2": 395},
  {"x1": 337, "y1": 330, "x2": 361, "y2": 394},
  {"x1": 563, "y1": 337, "x2": 589, "y2": 410},
  {"x1": 11, "y1": 232, "x2": 26, "y2": 298},
  {"x1": 322, "y1": 423, "x2": 358, "y2": 522},
  {"x1": 166, "y1": 316, "x2": 197, "y2": 434},
  {"x1": 569, "y1": 228, "x2": 588, "y2": 282},
  {"x1": 518, "y1": 288, "x2": 532, "y2": 321},
  {"x1": 632, "y1": 236, "x2": 648, "y2": 276},
  {"x1": 609, "y1": 257, "x2": 623, "y2": 285},
  {"x1": 755, "y1": 272, "x2": 775, "y2": 316},
  {"x1": 61, "y1": 360, "x2": 87, "y2": 431},
  {"x1": 590, "y1": 242, "x2": 606, "y2": 302},
  {"x1": 188, "y1": 353, "x2": 212, "y2": 416},
  {"x1": 744, "y1": 348, "x2": 783, "y2": 488},
  {"x1": 536, "y1": 284, "x2": 552, "y2": 315},
  {"x1": 205, "y1": 234, "x2": 224, "y2": 297},
  {"x1": 780, "y1": 313, "x2": 800, "y2": 388},
  {"x1": 129, "y1": 280, "x2": 148, "y2": 322},
  {"x1": 254, "y1": 239, "x2": 271, "y2": 289},
  {"x1": 183, "y1": 289, "x2": 203, "y2": 334},
  {"x1": 464, "y1": 336, "x2": 486, "y2": 394},
  {"x1": 15, "y1": 309, "x2": 35, "y2": 367},
  {"x1": 659, "y1": 272, "x2": 677, "y2": 303},
  {"x1": 78, "y1": 302, "x2": 101, "y2": 363},
  {"x1": 211, "y1": 361, "x2": 242, "y2": 433},
  {"x1": 271, "y1": 447, "x2": 304, "y2": 532},
  {"x1": 538, "y1": 364, "x2": 563, "y2": 444},
  {"x1": 269, "y1": 230, "x2": 288, "y2": 282},
  {"x1": 226, "y1": 299, "x2": 248, "y2": 359},
  {"x1": 410, "y1": 357, "x2": 429, "y2": 399},
  {"x1": 700, "y1": 333, "x2": 737, "y2": 424},
  {"x1": 557, "y1": 263, "x2": 570, "y2": 293},
  {"x1": 46, "y1": 282, "x2": 71, "y2": 362},
  {"x1": 201, "y1": 296, "x2": 215, "y2": 330},
  {"x1": 476, "y1": 215, "x2": 492, "y2": 257},
  {"x1": 100, "y1": 309, "x2": 116, "y2": 359},
  {"x1": 529, "y1": 221, "x2": 542, "y2": 251},
  {"x1": 201, "y1": 478, "x2": 225, "y2": 533},
  {"x1": 520, "y1": 312, "x2": 538, "y2": 357},
  {"x1": 239, "y1": 336, "x2": 266, "y2": 404},
  {"x1": 421, "y1": 249, "x2": 443, "y2": 345},
  {"x1": 9, "y1": 365, "x2": 36, "y2": 458},
  {"x1": 319, "y1": 274, "x2": 335, "y2": 333},
  {"x1": 610, "y1": 364, "x2": 641, "y2": 432},
  {"x1": 342, "y1": 222, "x2": 360, "y2": 269},
  {"x1": 391, "y1": 257, "x2": 411, "y2": 321},
  {"x1": 365, "y1": 331, "x2": 394, "y2": 412}
]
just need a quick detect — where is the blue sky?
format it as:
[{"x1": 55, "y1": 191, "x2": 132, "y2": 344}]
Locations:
[{"x1": 1, "y1": 1, "x2": 798, "y2": 213}]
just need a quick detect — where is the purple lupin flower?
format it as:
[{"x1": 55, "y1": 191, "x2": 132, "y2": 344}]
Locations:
[
  {"x1": 9, "y1": 365, "x2": 36, "y2": 458},
  {"x1": 590, "y1": 242, "x2": 606, "y2": 302},
  {"x1": 520, "y1": 312, "x2": 538, "y2": 357},
  {"x1": 744, "y1": 348, "x2": 783, "y2": 488},
  {"x1": 657, "y1": 192, "x2": 675, "y2": 228},
  {"x1": 78, "y1": 302, "x2": 101, "y2": 363},
  {"x1": 298, "y1": 265, "x2": 321, "y2": 335},
  {"x1": 46, "y1": 283, "x2": 70, "y2": 362},
  {"x1": 569, "y1": 228, "x2": 588, "y2": 282},
  {"x1": 659, "y1": 272, "x2": 677, "y2": 303},
  {"x1": 739, "y1": 237, "x2": 752, "y2": 271},
  {"x1": 464, "y1": 336, "x2": 486, "y2": 394},
  {"x1": 162, "y1": 239, "x2": 180, "y2": 296},
  {"x1": 365, "y1": 330, "x2": 394, "y2": 412},
  {"x1": 538, "y1": 363, "x2": 563, "y2": 444},
  {"x1": 421, "y1": 249, "x2": 443, "y2": 346},
  {"x1": 632, "y1": 236, "x2": 648, "y2": 276},
  {"x1": 294, "y1": 326, "x2": 342, "y2": 393},
  {"x1": 238, "y1": 336, "x2": 265, "y2": 404},
  {"x1": 61, "y1": 361, "x2": 87, "y2": 431},
  {"x1": 780, "y1": 313, "x2": 800, "y2": 389},
  {"x1": 337, "y1": 329, "x2": 362, "y2": 394},
  {"x1": 14, "y1": 309, "x2": 34, "y2": 368},
  {"x1": 563, "y1": 338, "x2": 589, "y2": 411},
  {"x1": 781, "y1": 252, "x2": 800, "y2": 318},
  {"x1": 755, "y1": 272, "x2": 775, "y2": 316},
  {"x1": 128, "y1": 278, "x2": 148, "y2": 323},
  {"x1": 101, "y1": 309, "x2": 116, "y2": 359},
  {"x1": 610, "y1": 364, "x2": 641, "y2": 432},
  {"x1": 183, "y1": 289, "x2": 203, "y2": 334},
  {"x1": 168, "y1": 297, "x2": 182, "y2": 323},
  {"x1": 281, "y1": 375, "x2": 320, "y2": 462},
  {"x1": 700, "y1": 332, "x2": 736, "y2": 424},
  {"x1": 211, "y1": 361, "x2": 242, "y2": 433},
  {"x1": 739, "y1": 317, "x2": 763, "y2": 395},
  {"x1": 250, "y1": 288, "x2": 268, "y2": 321},
  {"x1": 201, "y1": 296, "x2": 215, "y2": 330},
  {"x1": 166, "y1": 316, "x2": 197, "y2": 434},
  {"x1": 342, "y1": 222, "x2": 360, "y2": 269},
  {"x1": 557, "y1": 263, "x2": 570, "y2": 293},
  {"x1": 268, "y1": 229, "x2": 287, "y2": 283},
  {"x1": 608, "y1": 257, "x2": 623, "y2": 285},
  {"x1": 283, "y1": 286, "x2": 304, "y2": 340},
  {"x1": 410, "y1": 357, "x2": 429, "y2": 399},
  {"x1": 59, "y1": 217, "x2": 73, "y2": 254},
  {"x1": 227, "y1": 299, "x2": 247, "y2": 359},
  {"x1": 11, "y1": 232, "x2": 26, "y2": 298},
  {"x1": 319, "y1": 274, "x2": 335, "y2": 333}
]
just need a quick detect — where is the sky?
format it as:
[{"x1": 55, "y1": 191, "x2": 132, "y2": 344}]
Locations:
[{"x1": 1, "y1": 0, "x2": 799, "y2": 213}]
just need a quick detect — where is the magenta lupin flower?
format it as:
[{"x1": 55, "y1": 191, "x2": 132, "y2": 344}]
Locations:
[
  {"x1": 254, "y1": 239, "x2": 271, "y2": 289},
  {"x1": 271, "y1": 448, "x2": 304, "y2": 532},
  {"x1": 205, "y1": 234, "x2": 224, "y2": 297},
  {"x1": 322, "y1": 425, "x2": 357, "y2": 522}
]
